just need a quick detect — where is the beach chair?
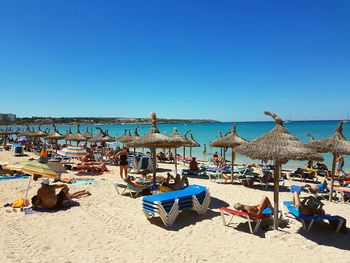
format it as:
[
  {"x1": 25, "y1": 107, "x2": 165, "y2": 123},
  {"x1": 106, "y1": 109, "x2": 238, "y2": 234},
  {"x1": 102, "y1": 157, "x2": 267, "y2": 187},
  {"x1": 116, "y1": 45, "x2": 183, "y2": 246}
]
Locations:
[
  {"x1": 142, "y1": 185, "x2": 210, "y2": 226},
  {"x1": 219, "y1": 207, "x2": 273, "y2": 234},
  {"x1": 12, "y1": 144, "x2": 24, "y2": 156},
  {"x1": 303, "y1": 187, "x2": 329, "y2": 201},
  {"x1": 282, "y1": 201, "x2": 345, "y2": 233},
  {"x1": 181, "y1": 169, "x2": 205, "y2": 176},
  {"x1": 131, "y1": 156, "x2": 152, "y2": 173},
  {"x1": 334, "y1": 187, "x2": 350, "y2": 203},
  {"x1": 289, "y1": 170, "x2": 318, "y2": 183},
  {"x1": 115, "y1": 181, "x2": 145, "y2": 198}
]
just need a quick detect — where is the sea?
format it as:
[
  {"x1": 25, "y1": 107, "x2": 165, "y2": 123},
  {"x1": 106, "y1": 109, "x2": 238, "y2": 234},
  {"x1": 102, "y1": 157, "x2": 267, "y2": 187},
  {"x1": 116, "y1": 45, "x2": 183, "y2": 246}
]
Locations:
[{"x1": 3, "y1": 120, "x2": 350, "y2": 171}]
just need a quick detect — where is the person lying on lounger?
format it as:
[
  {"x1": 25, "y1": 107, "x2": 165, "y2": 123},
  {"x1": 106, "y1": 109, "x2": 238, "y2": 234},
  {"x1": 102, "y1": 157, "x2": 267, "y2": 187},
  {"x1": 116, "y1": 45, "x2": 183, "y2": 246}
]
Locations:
[
  {"x1": 291, "y1": 187, "x2": 325, "y2": 216},
  {"x1": 304, "y1": 180, "x2": 329, "y2": 193},
  {"x1": 293, "y1": 168, "x2": 317, "y2": 180},
  {"x1": 162, "y1": 173, "x2": 189, "y2": 190},
  {"x1": 31, "y1": 178, "x2": 90, "y2": 209},
  {"x1": 233, "y1": 196, "x2": 274, "y2": 217}
]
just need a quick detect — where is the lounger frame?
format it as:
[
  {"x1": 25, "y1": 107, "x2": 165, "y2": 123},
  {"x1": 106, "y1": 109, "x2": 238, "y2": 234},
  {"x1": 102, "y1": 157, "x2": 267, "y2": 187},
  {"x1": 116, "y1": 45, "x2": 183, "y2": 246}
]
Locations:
[
  {"x1": 219, "y1": 207, "x2": 272, "y2": 234},
  {"x1": 143, "y1": 189, "x2": 210, "y2": 226}
]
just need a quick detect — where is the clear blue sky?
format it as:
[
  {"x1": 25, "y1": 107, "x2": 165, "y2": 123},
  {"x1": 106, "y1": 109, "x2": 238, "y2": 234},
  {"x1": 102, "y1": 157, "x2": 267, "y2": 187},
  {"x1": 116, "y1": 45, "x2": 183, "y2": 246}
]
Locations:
[{"x1": 0, "y1": 0, "x2": 349, "y2": 121}]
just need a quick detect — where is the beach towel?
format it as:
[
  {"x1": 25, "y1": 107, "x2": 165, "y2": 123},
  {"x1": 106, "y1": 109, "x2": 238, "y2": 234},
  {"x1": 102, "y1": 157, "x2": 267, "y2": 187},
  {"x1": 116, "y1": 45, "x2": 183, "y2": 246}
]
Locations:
[
  {"x1": 68, "y1": 180, "x2": 96, "y2": 185},
  {"x1": 0, "y1": 175, "x2": 29, "y2": 181},
  {"x1": 24, "y1": 200, "x2": 80, "y2": 215}
]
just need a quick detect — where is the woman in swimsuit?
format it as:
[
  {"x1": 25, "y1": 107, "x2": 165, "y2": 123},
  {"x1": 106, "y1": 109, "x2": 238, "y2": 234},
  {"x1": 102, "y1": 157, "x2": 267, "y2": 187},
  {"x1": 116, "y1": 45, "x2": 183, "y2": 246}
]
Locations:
[{"x1": 115, "y1": 148, "x2": 129, "y2": 179}]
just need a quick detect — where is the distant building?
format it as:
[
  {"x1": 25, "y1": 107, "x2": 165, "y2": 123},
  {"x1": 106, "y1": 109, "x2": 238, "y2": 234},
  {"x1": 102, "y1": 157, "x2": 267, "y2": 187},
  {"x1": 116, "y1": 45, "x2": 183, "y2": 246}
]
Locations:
[{"x1": 0, "y1": 113, "x2": 16, "y2": 122}]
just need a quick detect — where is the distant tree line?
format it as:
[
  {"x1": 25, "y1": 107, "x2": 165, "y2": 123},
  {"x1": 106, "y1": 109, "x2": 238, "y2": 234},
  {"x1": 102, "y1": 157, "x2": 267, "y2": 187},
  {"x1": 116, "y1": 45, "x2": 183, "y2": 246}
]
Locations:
[{"x1": 0, "y1": 116, "x2": 219, "y2": 126}]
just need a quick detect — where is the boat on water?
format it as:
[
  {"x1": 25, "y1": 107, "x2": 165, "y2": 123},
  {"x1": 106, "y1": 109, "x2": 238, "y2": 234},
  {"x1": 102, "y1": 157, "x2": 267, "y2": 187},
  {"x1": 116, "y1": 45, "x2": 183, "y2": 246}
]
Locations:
[{"x1": 284, "y1": 113, "x2": 292, "y2": 124}]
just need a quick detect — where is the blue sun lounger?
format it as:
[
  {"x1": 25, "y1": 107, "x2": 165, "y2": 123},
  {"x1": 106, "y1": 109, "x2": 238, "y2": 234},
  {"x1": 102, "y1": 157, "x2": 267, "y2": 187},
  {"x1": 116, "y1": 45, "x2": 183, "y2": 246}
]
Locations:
[
  {"x1": 282, "y1": 201, "x2": 345, "y2": 233},
  {"x1": 142, "y1": 185, "x2": 210, "y2": 226}
]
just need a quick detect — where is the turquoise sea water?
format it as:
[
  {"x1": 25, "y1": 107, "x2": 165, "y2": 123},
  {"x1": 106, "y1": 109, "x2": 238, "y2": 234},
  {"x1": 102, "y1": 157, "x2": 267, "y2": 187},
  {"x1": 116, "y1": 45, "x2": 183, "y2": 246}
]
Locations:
[{"x1": 3, "y1": 121, "x2": 350, "y2": 171}]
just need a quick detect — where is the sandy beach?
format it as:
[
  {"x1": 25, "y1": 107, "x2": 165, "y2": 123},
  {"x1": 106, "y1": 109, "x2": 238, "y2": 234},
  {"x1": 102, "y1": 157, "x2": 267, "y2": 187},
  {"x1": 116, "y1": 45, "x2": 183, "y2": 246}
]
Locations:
[{"x1": 1, "y1": 150, "x2": 350, "y2": 263}]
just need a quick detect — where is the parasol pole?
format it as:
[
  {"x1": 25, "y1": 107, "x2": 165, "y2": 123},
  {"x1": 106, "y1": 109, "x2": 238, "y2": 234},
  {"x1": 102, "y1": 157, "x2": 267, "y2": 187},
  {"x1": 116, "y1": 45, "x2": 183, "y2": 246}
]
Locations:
[
  {"x1": 24, "y1": 174, "x2": 33, "y2": 204},
  {"x1": 174, "y1": 148, "x2": 178, "y2": 175},
  {"x1": 329, "y1": 153, "x2": 337, "y2": 202},
  {"x1": 231, "y1": 147, "x2": 234, "y2": 183},
  {"x1": 183, "y1": 147, "x2": 186, "y2": 159},
  {"x1": 151, "y1": 147, "x2": 157, "y2": 184},
  {"x1": 273, "y1": 159, "x2": 280, "y2": 230}
]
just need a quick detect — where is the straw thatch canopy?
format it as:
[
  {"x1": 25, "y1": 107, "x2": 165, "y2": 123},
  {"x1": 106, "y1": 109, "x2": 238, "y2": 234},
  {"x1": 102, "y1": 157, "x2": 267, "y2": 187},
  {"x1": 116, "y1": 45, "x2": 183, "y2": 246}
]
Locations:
[
  {"x1": 188, "y1": 134, "x2": 200, "y2": 148},
  {"x1": 33, "y1": 125, "x2": 48, "y2": 138},
  {"x1": 89, "y1": 127, "x2": 106, "y2": 143},
  {"x1": 126, "y1": 113, "x2": 180, "y2": 183},
  {"x1": 82, "y1": 127, "x2": 93, "y2": 140},
  {"x1": 46, "y1": 124, "x2": 65, "y2": 140},
  {"x1": 235, "y1": 112, "x2": 324, "y2": 163},
  {"x1": 210, "y1": 124, "x2": 245, "y2": 148},
  {"x1": 126, "y1": 113, "x2": 179, "y2": 149},
  {"x1": 117, "y1": 129, "x2": 133, "y2": 144},
  {"x1": 65, "y1": 124, "x2": 87, "y2": 142},
  {"x1": 307, "y1": 121, "x2": 350, "y2": 201},
  {"x1": 18, "y1": 128, "x2": 33, "y2": 137},
  {"x1": 101, "y1": 130, "x2": 116, "y2": 143},
  {"x1": 235, "y1": 111, "x2": 324, "y2": 230},
  {"x1": 307, "y1": 121, "x2": 350, "y2": 155},
  {"x1": 171, "y1": 128, "x2": 188, "y2": 146}
]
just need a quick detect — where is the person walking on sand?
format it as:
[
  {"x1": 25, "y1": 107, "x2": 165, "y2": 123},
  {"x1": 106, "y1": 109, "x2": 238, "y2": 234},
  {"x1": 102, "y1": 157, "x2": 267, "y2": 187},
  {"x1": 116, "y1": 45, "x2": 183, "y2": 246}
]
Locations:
[
  {"x1": 336, "y1": 154, "x2": 346, "y2": 176},
  {"x1": 115, "y1": 147, "x2": 129, "y2": 179}
]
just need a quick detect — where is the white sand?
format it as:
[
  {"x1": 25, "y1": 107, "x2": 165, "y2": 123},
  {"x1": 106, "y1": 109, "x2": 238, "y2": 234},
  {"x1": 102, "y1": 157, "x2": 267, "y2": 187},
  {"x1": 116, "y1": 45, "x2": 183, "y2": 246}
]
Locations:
[{"x1": 0, "y1": 151, "x2": 350, "y2": 263}]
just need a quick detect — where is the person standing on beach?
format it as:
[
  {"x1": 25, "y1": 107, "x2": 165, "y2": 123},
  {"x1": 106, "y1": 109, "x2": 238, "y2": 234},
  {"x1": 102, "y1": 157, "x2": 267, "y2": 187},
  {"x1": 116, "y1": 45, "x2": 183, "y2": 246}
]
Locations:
[
  {"x1": 336, "y1": 154, "x2": 346, "y2": 176},
  {"x1": 203, "y1": 144, "x2": 207, "y2": 161},
  {"x1": 115, "y1": 148, "x2": 129, "y2": 179}
]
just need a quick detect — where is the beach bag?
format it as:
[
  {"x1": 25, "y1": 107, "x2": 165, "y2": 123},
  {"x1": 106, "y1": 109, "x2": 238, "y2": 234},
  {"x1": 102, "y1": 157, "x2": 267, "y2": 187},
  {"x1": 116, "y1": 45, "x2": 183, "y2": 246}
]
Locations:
[{"x1": 11, "y1": 198, "x2": 29, "y2": 208}]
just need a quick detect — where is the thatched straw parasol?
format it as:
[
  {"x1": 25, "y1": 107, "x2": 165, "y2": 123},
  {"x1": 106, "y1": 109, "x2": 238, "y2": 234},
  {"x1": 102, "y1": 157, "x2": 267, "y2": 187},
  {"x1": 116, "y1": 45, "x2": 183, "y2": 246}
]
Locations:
[
  {"x1": 171, "y1": 128, "x2": 190, "y2": 174},
  {"x1": 46, "y1": 124, "x2": 65, "y2": 141},
  {"x1": 33, "y1": 125, "x2": 48, "y2": 138},
  {"x1": 235, "y1": 111, "x2": 324, "y2": 229},
  {"x1": 126, "y1": 113, "x2": 179, "y2": 183},
  {"x1": 65, "y1": 124, "x2": 87, "y2": 145},
  {"x1": 117, "y1": 129, "x2": 133, "y2": 145},
  {"x1": 82, "y1": 127, "x2": 93, "y2": 140},
  {"x1": 18, "y1": 126, "x2": 33, "y2": 137},
  {"x1": 307, "y1": 121, "x2": 350, "y2": 201},
  {"x1": 89, "y1": 127, "x2": 106, "y2": 143},
  {"x1": 101, "y1": 130, "x2": 116, "y2": 143},
  {"x1": 210, "y1": 124, "x2": 247, "y2": 182},
  {"x1": 182, "y1": 130, "x2": 200, "y2": 159}
]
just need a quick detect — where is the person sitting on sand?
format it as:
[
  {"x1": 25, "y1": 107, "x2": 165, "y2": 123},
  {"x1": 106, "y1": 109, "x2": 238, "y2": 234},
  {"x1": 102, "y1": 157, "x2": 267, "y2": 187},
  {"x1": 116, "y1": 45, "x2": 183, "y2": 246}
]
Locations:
[
  {"x1": 0, "y1": 165, "x2": 15, "y2": 176},
  {"x1": 32, "y1": 177, "x2": 90, "y2": 209},
  {"x1": 163, "y1": 173, "x2": 189, "y2": 190},
  {"x1": 189, "y1": 157, "x2": 199, "y2": 171},
  {"x1": 82, "y1": 148, "x2": 95, "y2": 162},
  {"x1": 233, "y1": 196, "x2": 274, "y2": 217}
]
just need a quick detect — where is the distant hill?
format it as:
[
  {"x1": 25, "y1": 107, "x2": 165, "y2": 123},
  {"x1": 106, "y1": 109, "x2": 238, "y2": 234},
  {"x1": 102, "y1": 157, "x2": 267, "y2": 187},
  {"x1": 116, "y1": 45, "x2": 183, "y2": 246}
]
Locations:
[{"x1": 0, "y1": 116, "x2": 220, "y2": 125}]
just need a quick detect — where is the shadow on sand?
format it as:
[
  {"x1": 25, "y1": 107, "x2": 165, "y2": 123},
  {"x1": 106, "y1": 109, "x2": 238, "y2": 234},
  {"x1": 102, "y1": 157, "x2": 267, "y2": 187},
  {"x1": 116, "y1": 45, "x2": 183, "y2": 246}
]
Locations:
[
  {"x1": 296, "y1": 222, "x2": 350, "y2": 250},
  {"x1": 145, "y1": 196, "x2": 229, "y2": 231}
]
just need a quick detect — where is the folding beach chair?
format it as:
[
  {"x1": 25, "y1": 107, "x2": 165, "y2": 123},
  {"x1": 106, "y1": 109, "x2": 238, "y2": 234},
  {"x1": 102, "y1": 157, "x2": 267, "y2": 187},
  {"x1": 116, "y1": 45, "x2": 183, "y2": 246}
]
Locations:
[
  {"x1": 142, "y1": 185, "x2": 210, "y2": 226},
  {"x1": 282, "y1": 201, "x2": 345, "y2": 233},
  {"x1": 115, "y1": 181, "x2": 145, "y2": 198},
  {"x1": 219, "y1": 207, "x2": 273, "y2": 234}
]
